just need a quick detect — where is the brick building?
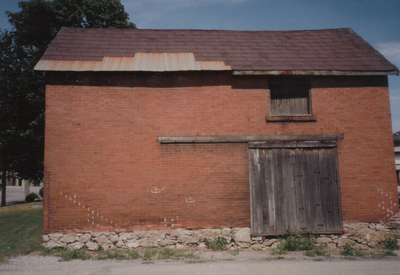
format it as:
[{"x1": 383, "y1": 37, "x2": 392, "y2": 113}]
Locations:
[{"x1": 36, "y1": 28, "x2": 399, "y2": 235}]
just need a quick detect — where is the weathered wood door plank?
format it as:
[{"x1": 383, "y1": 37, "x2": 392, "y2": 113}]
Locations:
[{"x1": 248, "y1": 141, "x2": 342, "y2": 236}]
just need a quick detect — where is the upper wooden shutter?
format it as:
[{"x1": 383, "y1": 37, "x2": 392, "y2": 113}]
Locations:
[{"x1": 270, "y1": 79, "x2": 310, "y2": 116}]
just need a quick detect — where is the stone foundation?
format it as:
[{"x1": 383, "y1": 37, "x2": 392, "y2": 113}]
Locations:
[{"x1": 43, "y1": 223, "x2": 397, "y2": 252}]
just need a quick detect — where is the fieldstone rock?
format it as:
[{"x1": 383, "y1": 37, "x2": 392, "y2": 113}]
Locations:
[
  {"x1": 173, "y1": 229, "x2": 200, "y2": 243},
  {"x1": 92, "y1": 232, "x2": 104, "y2": 238},
  {"x1": 119, "y1": 232, "x2": 135, "y2": 241},
  {"x1": 375, "y1": 224, "x2": 388, "y2": 231},
  {"x1": 79, "y1": 234, "x2": 91, "y2": 243},
  {"x1": 109, "y1": 233, "x2": 119, "y2": 243},
  {"x1": 326, "y1": 242, "x2": 338, "y2": 251},
  {"x1": 233, "y1": 228, "x2": 251, "y2": 243},
  {"x1": 237, "y1": 242, "x2": 250, "y2": 248},
  {"x1": 44, "y1": 240, "x2": 63, "y2": 249},
  {"x1": 100, "y1": 243, "x2": 115, "y2": 250},
  {"x1": 176, "y1": 243, "x2": 186, "y2": 249},
  {"x1": 95, "y1": 234, "x2": 112, "y2": 246},
  {"x1": 263, "y1": 238, "x2": 278, "y2": 247},
  {"x1": 86, "y1": 241, "x2": 99, "y2": 251},
  {"x1": 139, "y1": 238, "x2": 157, "y2": 247},
  {"x1": 68, "y1": 242, "x2": 84, "y2": 250},
  {"x1": 174, "y1": 229, "x2": 191, "y2": 238},
  {"x1": 221, "y1": 228, "x2": 232, "y2": 240},
  {"x1": 116, "y1": 240, "x2": 126, "y2": 248},
  {"x1": 355, "y1": 243, "x2": 369, "y2": 251},
  {"x1": 48, "y1": 233, "x2": 63, "y2": 241},
  {"x1": 60, "y1": 234, "x2": 77, "y2": 244},
  {"x1": 316, "y1": 237, "x2": 332, "y2": 244},
  {"x1": 126, "y1": 240, "x2": 140, "y2": 248},
  {"x1": 271, "y1": 241, "x2": 281, "y2": 249},
  {"x1": 251, "y1": 243, "x2": 263, "y2": 250},
  {"x1": 198, "y1": 229, "x2": 222, "y2": 239},
  {"x1": 133, "y1": 231, "x2": 146, "y2": 239},
  {"x1": 337, "y1": 238, "x2": 355, "y2": 248},
  {"x1": 39, "y1": 221, "x2": 396, "y2": 253},
  {"x1": 252, "y1": 236, "x2": 263, "y2": 242},
  {"x1": 180, "y1": 233, "x2": 200, "y2": 244},
  {"x1": 158, "y1": 238, "x2": 176, "y2": 247}
]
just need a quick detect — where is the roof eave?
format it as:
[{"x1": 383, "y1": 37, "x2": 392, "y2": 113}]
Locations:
[{"x1": 232, "y1": 70, "x2": 400, "y2": 76}]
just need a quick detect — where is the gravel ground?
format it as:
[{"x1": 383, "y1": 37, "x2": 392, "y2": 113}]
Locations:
[{"x1": 1, "y1": 255, "x2": 400, "y2": 275}]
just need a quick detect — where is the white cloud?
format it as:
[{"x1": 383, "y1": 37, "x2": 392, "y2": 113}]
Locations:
[
  {"x1": 122, "y1": 0, "x2": 248, "y2": 27},
  {"x1": 375, "y1": 41, "x2": 400, "y2": 67}
]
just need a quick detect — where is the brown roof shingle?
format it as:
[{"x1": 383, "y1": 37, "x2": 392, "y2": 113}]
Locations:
[{"x1": 36, "y1": 27, "x2": 399, "y2": 74}]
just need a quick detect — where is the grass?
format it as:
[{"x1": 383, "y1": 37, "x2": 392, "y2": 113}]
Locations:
[
  {"x1": 42, "y1": 247, "x2": 194, "y2": 261},
  {"x1": 382, "y1": 235, "x2": 399, "y2": 251},
  {"x1": 205, "y1": 237, "x2": 229, "y2": 251},
  {"x1": 142, "y1": 248, "x2": 195, "y2": 261},
  {"x1": 272, "y1": 235, "x2": 315, "y2": 255},
  {"x1": 0, "y1": 203, "x2": 43, "y2": 262},
  {"x1": 42, "y1": 247, "x2": 91, "y2": 261},
  {"x1": 0, "y1": 204, "x2": 195, "y2": 262},
  {"x1": 379, "y1": 235, "x2": 399, "y2": 257},
  {"x1": 341, "y1": 243, "x2": 364, "y2": 257}
]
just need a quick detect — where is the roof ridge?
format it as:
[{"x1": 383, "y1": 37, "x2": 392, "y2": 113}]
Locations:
[{"x1": 59, "y1": 26, "x2": 354, "y2": 33}]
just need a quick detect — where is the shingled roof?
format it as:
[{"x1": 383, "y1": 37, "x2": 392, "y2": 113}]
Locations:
[{"x1": 35, "y1": 27, "x2": 399, "y2": 75}]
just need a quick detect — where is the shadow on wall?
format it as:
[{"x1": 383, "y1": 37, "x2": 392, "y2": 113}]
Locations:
[{"x1": 46, "y1": 71, "x2": 387, "y2": 89}]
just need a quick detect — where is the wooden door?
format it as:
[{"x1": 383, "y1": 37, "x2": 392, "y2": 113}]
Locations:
[{"x1": 248, "y1": 139, "x2": 342, "y2": 236}]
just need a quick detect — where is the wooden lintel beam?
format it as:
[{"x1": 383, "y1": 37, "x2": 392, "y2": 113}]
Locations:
[{"x1": 158, "y1": 134, "x2": 344, "y2": 144}]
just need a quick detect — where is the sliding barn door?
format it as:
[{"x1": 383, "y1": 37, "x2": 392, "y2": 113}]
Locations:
[{"x1": 248, "y1": 140, "x2": 342, "y2": 236}]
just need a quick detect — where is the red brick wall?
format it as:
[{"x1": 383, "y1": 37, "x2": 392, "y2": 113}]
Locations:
[{"x1": 44, "y1": 73, "x2": 398, "y2": 233}]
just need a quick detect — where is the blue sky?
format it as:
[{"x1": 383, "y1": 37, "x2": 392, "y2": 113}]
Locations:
[{"x1": 1, "y1": 0, "x2": 399, "y2": 131}]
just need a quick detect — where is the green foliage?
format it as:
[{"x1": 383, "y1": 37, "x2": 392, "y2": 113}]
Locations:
[
  {"x1": 0, "y1": 29, "x2": 44, "y2": 182},
  {"x1": 205, "y1": 237, "x2": 229, "y2": 251},
  {"x1": 271, "y1": 244, "x2": 287, "y2": 255},
  {"x1": 44, "y1": 247, "x2": 193, "y2": 261},
  {"x1": 25, "y1": 192, "x2": 39, "y2": 202},
  {"x1": 272, "y1": 235, "x2": 315, "y2": 255},
  {"x1": 283, "y1": 235, "x2": 314, "y2": 251},
  {"x1": 341, "y1": 243, "x2": 364, "y2": 256},
  {"x1": 0, "y1": 206, "x2": 42, "y2": 260},
  {"x1": 382, "y1": 235, "x2": 399, "y2": 251},
  {"x1": 378, "y1": 235, "x2": 399, "y2": 256},
  {"x1": 7, "y1": 0, "x2": 135, "y2": 50},
  {"x1": 45, "y1": 248, "x2": 90, "y2": 261}
]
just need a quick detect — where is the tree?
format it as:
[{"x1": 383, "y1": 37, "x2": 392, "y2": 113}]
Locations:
[
  {"x1": 0, "y1": 0, "x2": 134, "y2": 206},
  {"x1": 8, "y1": 0, "x2": 134, "y2": 53},
  {"x1": 0, "y1": 30, "x2": 42, "y2": 206}
]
